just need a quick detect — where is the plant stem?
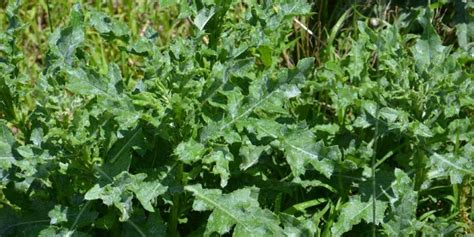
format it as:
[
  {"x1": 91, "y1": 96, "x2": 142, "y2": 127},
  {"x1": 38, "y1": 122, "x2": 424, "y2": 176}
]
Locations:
[
  {"x1": 371, "y1": 107, "x2": 379, "y2": 237},
  {"x1": 414, "y1": 151, "x2": 427, "y2": 191},
  {"x1": 168, "y1": 162, "x2": 183, "y2": 237},
  {"x1": 45, "y1": 0, "x2": 53, "y2": 32}
]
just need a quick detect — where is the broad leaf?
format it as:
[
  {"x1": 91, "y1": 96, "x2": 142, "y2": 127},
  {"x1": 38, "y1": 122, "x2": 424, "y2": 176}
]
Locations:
[
  {"x1": 186, "y1": 184, "x2": 284, "y2": 236},
  {"x1": 193, "y1": 7, "x2": 216, "y2": 31},
  {"x1": 85, "y1": 171, "x2": 167, "y2": 221},
  {"x1": 382, "y1": 169, "x2": 420, "y2": 236},
  {"x1": 331, "y1": 195, "x2": 387, "y2": 236}
]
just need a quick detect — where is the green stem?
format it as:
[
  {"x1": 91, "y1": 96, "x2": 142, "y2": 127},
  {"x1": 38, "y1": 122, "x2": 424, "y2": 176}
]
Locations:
[
  {"x1": 168, "y1": 162, "x2": 183, "y2": 237},
  {"x1": 371, "y1": 107, "x2": 379, "y2": 237},
  {"x1": 274, "y1": 193, "x2": 282, "y2": 213},
  {"x1": 414, "y1": 150, "x2": 427, "y2": 191},
  {"x1": 45, "y1": 0, "x2": 53, "y2": 32},
  {"x1": 108, "y1": 0, "x2": 115, "y2": 14}
]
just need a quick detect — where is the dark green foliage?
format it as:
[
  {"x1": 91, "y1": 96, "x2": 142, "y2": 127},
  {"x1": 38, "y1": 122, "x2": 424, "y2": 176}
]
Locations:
[{"x1": 0, "y1": 0, "x2": 472, "y2": 236}]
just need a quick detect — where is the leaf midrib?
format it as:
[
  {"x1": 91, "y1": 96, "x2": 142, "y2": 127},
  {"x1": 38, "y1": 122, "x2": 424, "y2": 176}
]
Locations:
[
  {"x1": 109, "y1": 127, "x2": 141, "y2": 163},
  {"x1": 185, "y1": 186, "x2": 251, "y2": 232}
]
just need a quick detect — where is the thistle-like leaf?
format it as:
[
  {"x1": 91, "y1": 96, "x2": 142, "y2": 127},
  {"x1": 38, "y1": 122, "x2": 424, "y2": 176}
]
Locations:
[{"x1": 186, "y1": 184, "x2": 284, "y2": 236}]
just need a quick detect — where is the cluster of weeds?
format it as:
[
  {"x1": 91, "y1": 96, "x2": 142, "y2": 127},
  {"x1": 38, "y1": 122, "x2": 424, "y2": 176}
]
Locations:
[{"x1": 0, "y1": 0, "x2": 472, "y2": 236}]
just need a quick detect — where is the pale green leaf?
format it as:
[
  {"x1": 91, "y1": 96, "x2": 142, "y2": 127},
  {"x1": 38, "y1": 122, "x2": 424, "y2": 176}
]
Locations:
[
  {"x1": 48, "y1": 205, "x2": 68, "y2": 225},
  {"x1": 89, "y1": 11, "x2": 129, "y2": 41},
  {"x1": 0, "y1": 121, "x2": 14, "y2": 172},
  {"x1": 186, "y1": 184, "x2": 284, "y2": 236},
  {"x1": 47, "y1": 4, "x2": 84, "y2": 64},
  {"x1": 331, "y1": 195, "x2": 387, "y2": 236},
  {"x1": 175, "y1": 140, "x2": 206, "y2": 164},
  {"x1": 382, "y1": 169, "x2": 419, "y2": 236},
  {"x1": 427, "y1": 147, "x2": 474, "y2": 184},
  {"x1": 411, "y1": 12, "x2": 446, "y2": 72},
  {"x1": 132, "y1": 179, "x2": 168, "y2": 212},
  {"x1": 410, "y1": 121, "x2": 433, "y2": 138},
  {"x1": 204, "y1": 149, "x2": 233, "y2": 187},
  {"x1": 246, "y1": 118, "x2": 340, "y2": 178},
  {"x1": 193, "y1": 7, "x2": 216, "y2": 31},
  {"x1": 85, "y1": 172, "x2": 167, "y2": 221},
  {"x1": 239, "y1": 137, "x2": 266, "y2": 170}
]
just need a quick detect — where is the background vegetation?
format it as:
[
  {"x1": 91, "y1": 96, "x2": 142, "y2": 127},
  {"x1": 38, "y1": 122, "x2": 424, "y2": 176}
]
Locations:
[{"x1": 0, "y1": 0, "x2": 472, "y2": 236}]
